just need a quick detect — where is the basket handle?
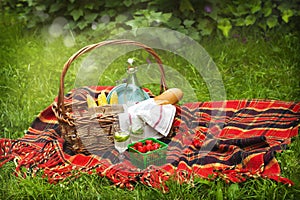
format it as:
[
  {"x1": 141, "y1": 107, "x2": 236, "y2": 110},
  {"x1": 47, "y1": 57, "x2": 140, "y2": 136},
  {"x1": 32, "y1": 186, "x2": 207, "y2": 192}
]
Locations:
[{"x1": 57, "y1": 39, "x2": 168, "y2": 115}]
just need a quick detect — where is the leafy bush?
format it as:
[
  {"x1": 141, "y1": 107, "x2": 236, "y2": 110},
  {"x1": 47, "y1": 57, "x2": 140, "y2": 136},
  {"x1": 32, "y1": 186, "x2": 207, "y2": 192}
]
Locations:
[{"x1": 1, "y1": 0, "x2": 299, "y2": 39}]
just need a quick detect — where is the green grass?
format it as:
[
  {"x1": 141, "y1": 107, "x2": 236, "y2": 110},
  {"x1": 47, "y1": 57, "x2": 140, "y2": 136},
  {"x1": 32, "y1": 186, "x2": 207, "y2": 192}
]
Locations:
[{"x1": 1, "y1": 14, "x2": 300, "y2": 199}]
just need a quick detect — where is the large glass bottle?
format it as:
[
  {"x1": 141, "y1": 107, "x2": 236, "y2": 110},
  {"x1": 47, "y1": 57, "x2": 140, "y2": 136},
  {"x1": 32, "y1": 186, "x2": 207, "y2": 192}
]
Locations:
[{"x1": 124, "y1": 66, "x2": 147, "y2": 107}]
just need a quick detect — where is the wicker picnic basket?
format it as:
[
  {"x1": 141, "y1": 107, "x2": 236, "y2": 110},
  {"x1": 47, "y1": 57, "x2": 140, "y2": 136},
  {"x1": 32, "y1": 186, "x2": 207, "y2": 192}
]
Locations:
[{"x1": 52, "y1": 39, "x2": 168, "y2": 155}]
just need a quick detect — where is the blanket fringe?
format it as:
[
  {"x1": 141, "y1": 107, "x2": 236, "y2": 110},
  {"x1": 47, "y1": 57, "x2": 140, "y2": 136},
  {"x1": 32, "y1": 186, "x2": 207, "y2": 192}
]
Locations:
[{"x1": 0, "y1": 133, "x2": 296, "y2": 191}]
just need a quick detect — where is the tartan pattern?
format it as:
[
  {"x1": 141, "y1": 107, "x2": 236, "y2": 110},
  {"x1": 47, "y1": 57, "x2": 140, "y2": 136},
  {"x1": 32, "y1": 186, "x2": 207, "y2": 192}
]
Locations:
[{"x1": 0, "y1": 86, "x2": 299, "y2": 191}]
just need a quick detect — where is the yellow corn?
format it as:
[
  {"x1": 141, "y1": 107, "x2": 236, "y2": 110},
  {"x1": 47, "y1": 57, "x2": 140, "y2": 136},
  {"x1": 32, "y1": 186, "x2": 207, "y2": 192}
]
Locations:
[
  {"x1": 110, "y1": 91, "x2": 118, "y2": 104},
  {"x1": 86, "y1": 94, "x2": 97, "y2": 108},
  {"x1": 98, "y1": 91, "x2": 108, "y2": 106}
]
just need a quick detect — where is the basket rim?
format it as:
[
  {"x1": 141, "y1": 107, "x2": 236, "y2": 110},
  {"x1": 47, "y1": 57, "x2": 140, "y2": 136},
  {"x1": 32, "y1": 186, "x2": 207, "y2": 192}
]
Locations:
[{"x1": 57, "y1": 39, "x2": 168, "y2": 119}]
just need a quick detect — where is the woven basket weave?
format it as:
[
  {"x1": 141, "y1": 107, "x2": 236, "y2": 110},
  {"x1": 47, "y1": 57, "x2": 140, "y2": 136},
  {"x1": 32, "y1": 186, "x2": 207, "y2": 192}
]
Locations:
[{"x1": 52, "y1": 39, "x2": 168, "y2": 155}]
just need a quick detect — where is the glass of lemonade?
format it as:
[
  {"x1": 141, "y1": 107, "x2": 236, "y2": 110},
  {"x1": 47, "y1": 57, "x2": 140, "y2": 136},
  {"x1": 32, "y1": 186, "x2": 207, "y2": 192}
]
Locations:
[
  {"x1": 113, "y1": 116, "x2": 130, "y2": 161},
  {"x1": 129, "y1": 125, "x2": 145, "y2": 143}
]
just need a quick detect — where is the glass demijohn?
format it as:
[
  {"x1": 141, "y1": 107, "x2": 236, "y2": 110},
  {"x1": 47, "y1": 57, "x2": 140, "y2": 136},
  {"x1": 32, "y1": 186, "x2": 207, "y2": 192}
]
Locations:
[{"x1": 124, "y1": 65, "x2": 147, "y2": 107}]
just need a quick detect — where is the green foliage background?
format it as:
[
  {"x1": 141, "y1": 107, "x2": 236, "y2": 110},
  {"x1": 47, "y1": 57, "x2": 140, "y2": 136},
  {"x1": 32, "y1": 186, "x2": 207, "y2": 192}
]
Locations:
[
  {"x1": 1, "y1": 0, "x2": 299, "y2": 39},
  {"x1": 0, "y1": 1, "x2": 300, "y2": 199}
]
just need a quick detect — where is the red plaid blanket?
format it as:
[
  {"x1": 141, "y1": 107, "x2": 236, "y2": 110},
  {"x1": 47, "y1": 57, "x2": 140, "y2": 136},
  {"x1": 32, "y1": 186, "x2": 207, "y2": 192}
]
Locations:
[{"x1": 0, "y1": 86, "x2": 299, "y2": 191}]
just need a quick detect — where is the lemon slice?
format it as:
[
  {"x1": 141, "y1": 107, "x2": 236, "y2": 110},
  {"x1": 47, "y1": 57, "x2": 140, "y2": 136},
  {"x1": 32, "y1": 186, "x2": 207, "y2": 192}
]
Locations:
[
  {"x1": 110, "y1": 91, "x2": 119, "y2": 104},
  {"x1": 86, "y1": 94, "x2": 97, "y2": 108},
  {"x1": 98, "y1": 91, "x2": 108, "y2": 106},
  {"x1": 131, "y1": 128, "x2": 143, "y2": 135},
  {"x1": 114, "y1": 131, "x2": 130, "y2": 142}
]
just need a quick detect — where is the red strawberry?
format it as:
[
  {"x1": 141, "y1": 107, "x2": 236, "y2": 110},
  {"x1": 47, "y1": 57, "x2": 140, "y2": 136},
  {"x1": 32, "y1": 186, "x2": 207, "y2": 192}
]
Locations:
[
  {"x1": 145, "y1": 140, "x2": 153, "y2": 145},
  {"x1": 132, "y1": 145, "x2": 137, "y2": 150},
  {"x1": 142, "y1": 145, "x2": 148, "y2": 153},
  {"x1": 146, "y1": 143, "x2": 152, "y2": 152},
  {"x1": 150, "y1": 144, "x2": 156, "y2": 151},
  {"x1": 134, "y1": 142, "x2": 143, "y2": 148},
  {"x1": 137, "y1": 145, "x2": 144, "y2": 153},
  {"x1": 152, "y1": 143, "x2": 160, "y2": 150}
]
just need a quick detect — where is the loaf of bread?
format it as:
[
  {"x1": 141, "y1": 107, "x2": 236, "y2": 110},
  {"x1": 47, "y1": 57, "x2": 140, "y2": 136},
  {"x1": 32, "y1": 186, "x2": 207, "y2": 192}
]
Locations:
[{"x1": 154, "y1": 88, "x2": 183, "y2": 105}]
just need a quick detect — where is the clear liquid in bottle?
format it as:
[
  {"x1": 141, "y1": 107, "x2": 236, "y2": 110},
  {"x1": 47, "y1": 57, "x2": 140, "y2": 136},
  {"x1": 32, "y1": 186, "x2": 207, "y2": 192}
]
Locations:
[{"x1": 124, "y1": 66, "x2": 147, "y2": 107}]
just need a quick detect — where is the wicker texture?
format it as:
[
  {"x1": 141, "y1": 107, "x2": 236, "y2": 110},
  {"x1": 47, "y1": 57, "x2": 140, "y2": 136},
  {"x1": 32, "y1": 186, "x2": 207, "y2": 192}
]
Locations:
[{"x1": 52, "y1": 39, "x2": 167, "y2": 155}]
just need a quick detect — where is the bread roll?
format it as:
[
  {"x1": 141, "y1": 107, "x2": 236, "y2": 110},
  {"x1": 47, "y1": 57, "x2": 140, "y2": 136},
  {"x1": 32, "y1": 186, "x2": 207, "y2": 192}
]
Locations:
[{"x1": 154, "y1": 88, "x2": 183, "y2": 105}]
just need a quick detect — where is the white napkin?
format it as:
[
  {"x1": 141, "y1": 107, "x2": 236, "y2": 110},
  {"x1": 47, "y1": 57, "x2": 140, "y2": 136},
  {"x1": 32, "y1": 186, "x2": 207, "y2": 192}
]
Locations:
[{"x1": 127, "y1": 98, "x2": 176, "y2": 138}]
